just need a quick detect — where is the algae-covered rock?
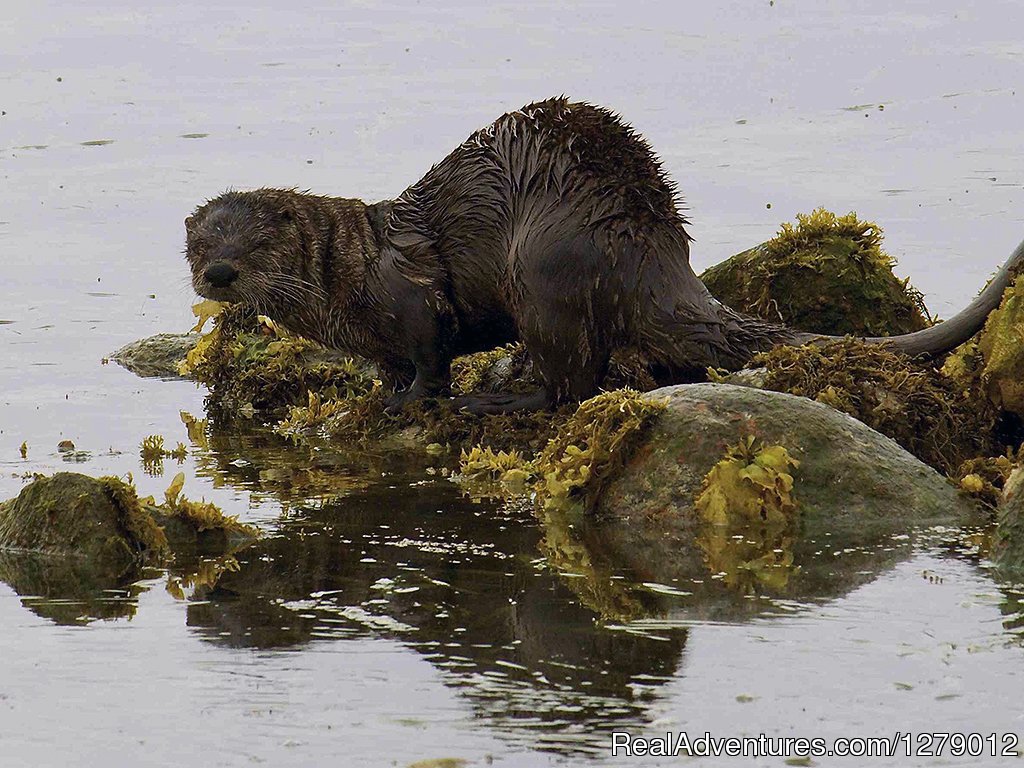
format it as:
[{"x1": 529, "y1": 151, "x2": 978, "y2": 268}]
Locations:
[
  {"x1": 0, "y1": 472, "x2": 259, "y2": 623},
  {"x1": 596, "y1": 383, "x2": 977, "y2": 527},
  {"x1": 700, "y1": 208, "x2": 930, "y2": 336},
  {"x1": 179, "y1": 303, "x2": 379, "y2": 417},
  {"x1": 0, "y1": 473, "x2": 169, "y2": 571},
  {"x1": 579, "y1": 384, "x2": 980, "y2": 608},
  {"x1": 755, "y1": 338, "x2": 996, "y2": 474},
  {"x1": 944, "y1": 273, "x2": 1024, "y2": 418},
  {"x1": 0, "y1": 472, "x2": 258, "y2": 564},
  {"x1": 111, "y1": 333, "x2": 199, "y2": 379}
]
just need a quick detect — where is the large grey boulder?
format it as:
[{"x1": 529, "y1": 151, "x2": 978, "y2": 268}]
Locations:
[{"x1": 568, "y1": 384, "x2": 982, "y2": 620}]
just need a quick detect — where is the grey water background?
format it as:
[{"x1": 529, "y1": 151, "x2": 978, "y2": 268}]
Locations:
[{"x1": 2, "y1": 1, "x2": 1024, "y2": 766}]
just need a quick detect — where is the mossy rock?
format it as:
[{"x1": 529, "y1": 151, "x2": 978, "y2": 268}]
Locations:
[
  {"x1": 579, "y1": 384, "x2": 981, "y2": 613},
  {"x1": 0, "y1": 472, "x2": 258, "y2": 565},
  {"x1": 994, "y1": 467, "x2": 1024, "y2": 570},
  {"x1": 700, "y1": 208, "x2": 929, "y2": 336},
  {"x1": 0, "y1": 473, "x2": 260, "y2": 624},
  {"x1": 178, "y1": 304, "x2": 379, "y2": 417},
  {"x1": 944, "y1": 273, "x2": 1024, "y2": 418},
  {"x1": 0, "y1": 473, "x2": 169, "y2": 573}
]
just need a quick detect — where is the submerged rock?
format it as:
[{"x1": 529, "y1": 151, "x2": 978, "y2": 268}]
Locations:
[{"x1": 700, "y1": 208, "x2": 930, "y2": 336}]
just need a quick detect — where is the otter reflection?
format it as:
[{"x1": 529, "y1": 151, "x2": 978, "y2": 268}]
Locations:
[{"x1": 0, "y1": 419, "x2": 959, "y2": 746}]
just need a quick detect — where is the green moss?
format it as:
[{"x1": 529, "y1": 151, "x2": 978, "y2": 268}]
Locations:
[
  {"x1": 756, "y1": 338, "x2": 996, "y2": 474},
  {"x1": 701, "y1": 208, "x2": 930, "y2": 336}
]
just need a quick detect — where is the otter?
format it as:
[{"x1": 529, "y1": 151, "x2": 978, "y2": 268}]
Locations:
[{"x1": 184, "y1": 97, "x2": 1024, "y2": 413}]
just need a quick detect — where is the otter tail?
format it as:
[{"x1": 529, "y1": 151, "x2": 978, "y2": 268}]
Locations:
[
  {"x1": 853, "y1": 237, "x2": 1024, "y2": 357},
  {"x1": 643, "y1": 236, "x2": 1024, "y2": 377}
]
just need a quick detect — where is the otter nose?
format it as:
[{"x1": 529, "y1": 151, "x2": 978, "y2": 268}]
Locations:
[{"x1": 204, "y1": 261, "x2": 238, "y2": 288}]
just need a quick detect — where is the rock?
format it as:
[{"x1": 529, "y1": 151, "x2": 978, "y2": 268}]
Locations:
[
  {"x1": 0, "y1": 473, "x2": 169, "y2": 570},
  {"x1": 111, "y1": 332, "x2": 198, "y2": 379},
  {"x1": 700, "y1": 208, "x2": 930, "y2": 337},
  {"x1": 943, "y1": 273, "x2": 1024, "y2": 418},
  {"x1": 0, "y1": 472, "x2": 259, "y2": 624},
  {"x1": 574, "y1": 384, "x2": 982, "y2": 617},
  {"x1": 598, "y1": 383, "x2": 975, "y2": 526}
]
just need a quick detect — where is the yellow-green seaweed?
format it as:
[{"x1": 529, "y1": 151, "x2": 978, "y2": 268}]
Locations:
[
  {"x1": 535, "y1": 389, "x2": 667, "y2": 506},
  {"x1": 694, "y1": 436, "x2": 800, "y2": 527}
]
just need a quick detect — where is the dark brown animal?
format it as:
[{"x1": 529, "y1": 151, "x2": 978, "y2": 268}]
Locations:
[{"x1": 184, "y1": 97, "x2": 1024, "y2": 412}]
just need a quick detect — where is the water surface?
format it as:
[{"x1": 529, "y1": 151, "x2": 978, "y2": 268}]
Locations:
[{"x1": 2, "y1": 2, "x2": 1024, "y2": 766}]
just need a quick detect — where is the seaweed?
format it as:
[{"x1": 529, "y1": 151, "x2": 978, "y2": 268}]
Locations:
[
  {"x1": 756, "y1": 338, "x2": 996, "y2": 474},
  {"x1": 693, "y1": 437, "x2": 801, "y2": 594},
  {"x1": 161, "y1": 471, "x2": 260, "y2": 539},
  {"x1": 139, "y1": 434, "x2": 187, "y2": 475},
  {"x1": 179, "y1": 303, "x2": 377, "y2": 419},
  {"x1": 694, "y1": 436, "x2": 799, "y2": 527},
  {"x1": 535, "y1": 389, "x2": 667, "y2": 507},
  {"x1": 956, "y1": 446, "x2": 1024, "y2": 509},
  {"x1": 99, "y1": 475, "x2": 171, "y2": 561}
]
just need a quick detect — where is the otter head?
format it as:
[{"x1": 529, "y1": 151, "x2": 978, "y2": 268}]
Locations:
[{"x1": 184, "y1": 189, "x2": 317, "y2": 315}]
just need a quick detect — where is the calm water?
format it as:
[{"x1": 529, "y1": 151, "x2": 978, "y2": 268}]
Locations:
[{"x1": 3, "y1": 1, "x2": 1024, "y2": 766}]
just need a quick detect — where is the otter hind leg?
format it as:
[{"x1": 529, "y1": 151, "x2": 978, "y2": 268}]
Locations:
[{"x1": 453, "y1": 235, "x2": 615, "y2": 413}]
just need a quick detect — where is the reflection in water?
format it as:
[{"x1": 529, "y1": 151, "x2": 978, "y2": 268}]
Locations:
[
  {"x1": 181, "y1": 456, "x2": 688, "y2": 751},
  {"x1": 0, "y1": 550, "x2": 149, "y2": 624},
  {"x1": 3, "y1": 416, "x2": 1024, "y2": 756}
]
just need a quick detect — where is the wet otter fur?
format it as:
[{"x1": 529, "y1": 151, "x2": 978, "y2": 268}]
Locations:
[{"x1": 184, "y1": 97, "x2": 1024, "y2": 413}]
